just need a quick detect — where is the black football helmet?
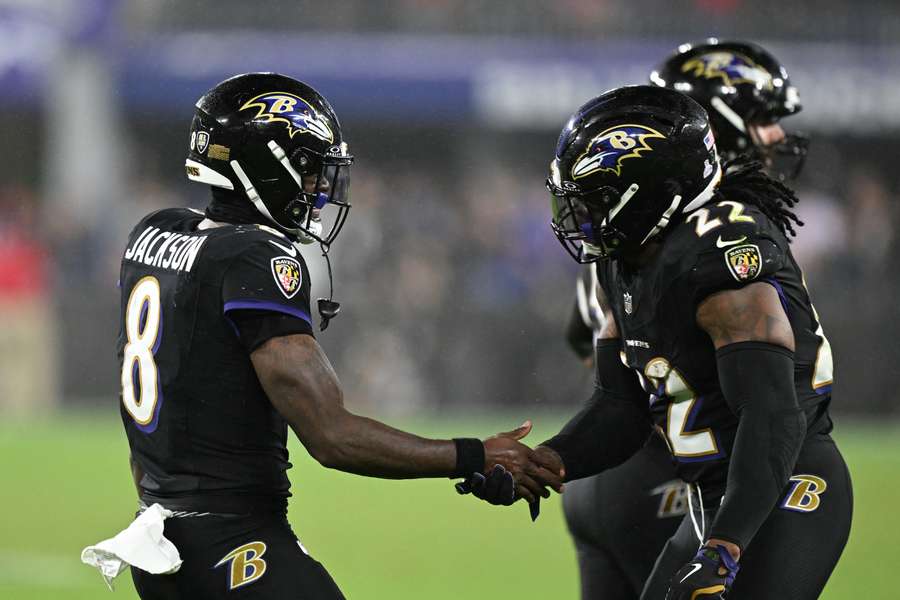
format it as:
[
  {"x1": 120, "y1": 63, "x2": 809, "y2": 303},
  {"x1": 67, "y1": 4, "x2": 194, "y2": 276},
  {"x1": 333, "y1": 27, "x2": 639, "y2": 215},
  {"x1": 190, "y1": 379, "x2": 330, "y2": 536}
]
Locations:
[
  {"x1": 185, "y1": 72, "x2": 353, "y2": 245},
  {"x1": 650, "y1": 39, "x2": 808, "y2": 179},
  {"x1": 548, "y1": 85, "x2": 721, "y2": 263}
]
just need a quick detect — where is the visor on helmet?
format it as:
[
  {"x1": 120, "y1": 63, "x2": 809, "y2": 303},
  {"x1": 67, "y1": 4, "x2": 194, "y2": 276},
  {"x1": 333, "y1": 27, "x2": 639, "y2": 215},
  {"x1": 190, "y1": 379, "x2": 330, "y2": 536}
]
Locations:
[{"x1": 548, "y1": 177, "x2": 629, "y2": 263}]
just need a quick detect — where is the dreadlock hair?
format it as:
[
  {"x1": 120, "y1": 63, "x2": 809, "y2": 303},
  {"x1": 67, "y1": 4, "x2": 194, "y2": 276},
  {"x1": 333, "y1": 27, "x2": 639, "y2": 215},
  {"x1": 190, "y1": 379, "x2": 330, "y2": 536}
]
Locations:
[{"x1": 713, "y1": 156, "x2": 804, "y2": 240}]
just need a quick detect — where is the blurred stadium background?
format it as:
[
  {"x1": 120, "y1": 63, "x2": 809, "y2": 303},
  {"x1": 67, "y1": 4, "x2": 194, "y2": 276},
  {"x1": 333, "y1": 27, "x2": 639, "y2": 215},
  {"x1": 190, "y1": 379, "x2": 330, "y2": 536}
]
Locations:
[{"x1": 1, "y1": 1, "x2": 898, "y2": 598}]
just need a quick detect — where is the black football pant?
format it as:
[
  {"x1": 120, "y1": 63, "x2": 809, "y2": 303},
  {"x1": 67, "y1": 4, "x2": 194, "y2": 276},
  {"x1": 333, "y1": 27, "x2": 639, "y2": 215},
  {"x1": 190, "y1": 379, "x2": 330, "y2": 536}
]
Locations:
[
  {"x1": 640, "y1": 433, "x2": 853, "y2": 600},
  {"x1": 563, "y1": 434, "x2": 684, "y2": 600},
  {"x1": 131, "y1": 511, "x2": 345, "y2": 600}
]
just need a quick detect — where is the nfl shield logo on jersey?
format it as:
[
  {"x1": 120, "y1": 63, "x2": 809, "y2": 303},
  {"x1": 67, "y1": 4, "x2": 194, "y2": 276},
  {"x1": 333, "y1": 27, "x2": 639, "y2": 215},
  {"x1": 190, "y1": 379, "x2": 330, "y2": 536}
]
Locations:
[
  {"x1": 624, "y1": 292, "x2": 633, "y2": 315},
  {"x1": 724, "y1": 244, "x2": 761, "y2": 281},
  {"x1": 195, "y1": 131, "x2": 210, "y2": 154},
  {"x1": 271, "y1": 256, "x2": 302, "y2": 299}
]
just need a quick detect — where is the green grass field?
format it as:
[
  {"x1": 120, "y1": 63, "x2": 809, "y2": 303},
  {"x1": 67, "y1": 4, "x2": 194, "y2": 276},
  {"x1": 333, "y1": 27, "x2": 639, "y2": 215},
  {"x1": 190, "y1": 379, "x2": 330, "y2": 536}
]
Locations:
[{"x1": 0, "y1": 411, "x2": 896, "y2": 599}]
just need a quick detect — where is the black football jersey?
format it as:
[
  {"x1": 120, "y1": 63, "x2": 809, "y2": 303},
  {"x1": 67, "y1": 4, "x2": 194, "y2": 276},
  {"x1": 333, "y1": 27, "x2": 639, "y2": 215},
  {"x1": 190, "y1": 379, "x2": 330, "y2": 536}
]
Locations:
[
  {"x1": 596, "y1": 198, "x2": 834, "y2": 498},
  {"x1": 117, "y1": 208, "x2": 314, "y2": 511}
]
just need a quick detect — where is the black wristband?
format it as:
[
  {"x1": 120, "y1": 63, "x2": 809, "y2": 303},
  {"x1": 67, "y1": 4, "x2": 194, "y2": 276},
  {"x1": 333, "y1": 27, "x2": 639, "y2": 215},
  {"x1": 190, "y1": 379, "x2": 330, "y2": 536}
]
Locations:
[{"x1": 452, "y1": 438, "x2": 485, "y2": 478}]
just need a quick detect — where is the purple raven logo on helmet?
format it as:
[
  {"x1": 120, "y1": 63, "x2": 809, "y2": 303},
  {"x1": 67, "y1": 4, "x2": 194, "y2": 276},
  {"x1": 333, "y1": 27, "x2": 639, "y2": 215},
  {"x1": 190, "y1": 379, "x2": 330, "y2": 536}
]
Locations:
[
  {"x1": 681, "y1": 52, "x2": 773, "y2": 89},
  {"x1": 571, "y1": 124, "x2": 666, "y2": 179},
  {"x1": 239, "y1": 92, "x2": 334, "y2": 143}
]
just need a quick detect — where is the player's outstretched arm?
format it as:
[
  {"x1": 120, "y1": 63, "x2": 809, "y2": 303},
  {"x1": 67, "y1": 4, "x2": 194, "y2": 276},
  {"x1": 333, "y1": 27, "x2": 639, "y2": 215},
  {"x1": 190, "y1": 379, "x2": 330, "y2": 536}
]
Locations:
[
  {"x1": 537, "y1": 339, "x2": 651, "y2": 482},
  {"x1": 690, "y1": 281, "x2": 804, "y2": 563},
  {"x1": 536, "y1": 282, "x2": 651, "y2": 483},
  {"x1": 250, "y1": 333, "x2": 563, "y2": 502}
]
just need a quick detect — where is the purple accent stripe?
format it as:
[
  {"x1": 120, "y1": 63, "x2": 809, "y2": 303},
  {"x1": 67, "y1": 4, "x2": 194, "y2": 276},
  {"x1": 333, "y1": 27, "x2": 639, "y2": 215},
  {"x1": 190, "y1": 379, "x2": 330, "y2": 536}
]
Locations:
[
  {"x1": 152, "y1": 309, "x2": 164, "y2": 354},
  {"x1": 685, "y1": 395, "x2": 704, "y2": 431},
  {"x1": 678, "y1": 454, "x2": 724, "y2": 464},
  {"x1": 224, "y1": 299, "x2": 312, "y2": 325},
  {"x1": 779, "y1": 479, "x2": 809, "y2": 512},
  {"x1": 139, "y1": 300, "x2": 149, "y2": 333},
  {"x1": 224, "y1": 314, "x2": 240, "y2": 338},
  {"x1": 131, "y1": 361, "x2": 139, "y2": 394},
  {"x1": 762, "y1": 277, "x2": 790, "y2": 316}
]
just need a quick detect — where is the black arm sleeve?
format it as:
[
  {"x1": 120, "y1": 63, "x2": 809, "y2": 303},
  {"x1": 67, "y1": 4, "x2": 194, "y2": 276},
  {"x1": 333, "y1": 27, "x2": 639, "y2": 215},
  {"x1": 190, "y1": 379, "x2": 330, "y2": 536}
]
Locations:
[
  {"x1": 541, "y1": 339, "x2": 651, "y2": 482},
  {"x1": 708, "y1": 341, "x2": 807, "y2": 550}
]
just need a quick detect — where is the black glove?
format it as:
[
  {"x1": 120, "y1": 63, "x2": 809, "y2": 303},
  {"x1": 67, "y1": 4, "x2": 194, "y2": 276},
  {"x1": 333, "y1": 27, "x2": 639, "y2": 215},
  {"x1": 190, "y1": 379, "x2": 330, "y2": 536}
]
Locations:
[
  {"x1": 666, "y1": 545, "x2": 740, "y2": 600},
  {"x1": 455, "y1": 464, "x2": 516, "y2": 505},
  {"x1": 455, "y1": 464, "x2": 541, "y2": 520}
]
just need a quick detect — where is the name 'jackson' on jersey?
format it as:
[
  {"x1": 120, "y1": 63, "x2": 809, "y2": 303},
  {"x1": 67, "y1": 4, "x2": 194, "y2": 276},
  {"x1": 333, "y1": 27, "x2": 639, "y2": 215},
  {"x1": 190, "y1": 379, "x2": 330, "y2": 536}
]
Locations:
[
  {"x1": 117, "y1": 208, "x2": 315, "y2": 513},
  {"x1": 595, "y1": 198, "x2": 834, "y2": 500}
]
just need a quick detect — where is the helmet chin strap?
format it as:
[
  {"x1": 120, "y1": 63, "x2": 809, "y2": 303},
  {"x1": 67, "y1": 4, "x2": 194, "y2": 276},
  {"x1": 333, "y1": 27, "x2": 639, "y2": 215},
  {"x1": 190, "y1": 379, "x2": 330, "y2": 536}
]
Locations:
[
  {"x1": 230, "y1": 159, "x2": 283, "y2": 228},
  {"x1": 710, "y1": 96, "x2": 747, "y2": 134},
  {"x1": 230, "y1": 156, "x2": 321, "y2": 244},
  {"x1": 681, "y1": 160, "x2": 723, "y2": 214},
  {"x1": 640, "y1": 194, "x2": 683, "y2": 245}
]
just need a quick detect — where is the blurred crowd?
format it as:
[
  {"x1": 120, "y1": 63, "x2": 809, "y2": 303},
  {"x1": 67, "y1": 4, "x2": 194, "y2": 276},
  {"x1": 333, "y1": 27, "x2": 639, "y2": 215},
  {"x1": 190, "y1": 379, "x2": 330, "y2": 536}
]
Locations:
[
  {"x1": 1, "y1": 123, "x2": 898, "y2": 416},
  {"x1": 130, "y1": 0, "x2": 897, "y2": 43}
]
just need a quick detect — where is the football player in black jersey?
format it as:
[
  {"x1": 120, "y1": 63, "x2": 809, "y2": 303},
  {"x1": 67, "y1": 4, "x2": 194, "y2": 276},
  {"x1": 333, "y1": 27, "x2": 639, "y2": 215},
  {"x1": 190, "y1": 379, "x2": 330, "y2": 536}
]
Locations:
[
  {"x1": 473, "y1": 85, "x2": 851, "y2": 599},
  {"x1": 561, "y1": 266, "x2": 687, "y2": 600},
  {"x1": 117, "y1": 72, "x2": 562, "y2": 600},
  {"x1": 650, "y1": 39, "x2": 809, "y2": 182},
  {"x1": 558, "y1": 40, "x2": 812, "y2": 599}
]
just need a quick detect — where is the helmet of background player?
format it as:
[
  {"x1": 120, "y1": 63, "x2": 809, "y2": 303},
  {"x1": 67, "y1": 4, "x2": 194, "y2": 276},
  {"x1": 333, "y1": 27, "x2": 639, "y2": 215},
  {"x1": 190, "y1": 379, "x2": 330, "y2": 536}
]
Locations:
[
  {"x1": 547, "y1": 85, "x2": 721, "y2": 263},
  {"x1": 184, "y1": 72, "x2": 353, "y2": 246},
  {"x1": 650, "y1": 39, "x2": 808, "y2": 180}
]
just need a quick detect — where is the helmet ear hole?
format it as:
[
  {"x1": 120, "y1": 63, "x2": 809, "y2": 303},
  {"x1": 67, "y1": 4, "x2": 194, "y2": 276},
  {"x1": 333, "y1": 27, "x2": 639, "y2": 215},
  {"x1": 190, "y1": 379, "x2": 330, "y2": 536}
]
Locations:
[{"x1": 289, "y1": 148, "x2": 314, "y2": 175}]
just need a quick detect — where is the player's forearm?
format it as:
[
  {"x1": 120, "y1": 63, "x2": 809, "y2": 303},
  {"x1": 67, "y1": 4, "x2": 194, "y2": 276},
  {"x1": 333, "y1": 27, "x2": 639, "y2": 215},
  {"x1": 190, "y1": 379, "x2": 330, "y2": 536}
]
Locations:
[
  {"x1": 708, "y1": 342, "x2": 806, "y2": 550},
  {"x1": 303, "y1": 411, "x2": 459, "y2": 478},
  {"x1": 252, "y1": 336, "x2": 464, "y2": 478},
  {"x1": 541, "y1": 387, "x2": 650, "y2": 481},
  {"x1": 542, "y1": 338, "x2": 651, "y2": 481}
]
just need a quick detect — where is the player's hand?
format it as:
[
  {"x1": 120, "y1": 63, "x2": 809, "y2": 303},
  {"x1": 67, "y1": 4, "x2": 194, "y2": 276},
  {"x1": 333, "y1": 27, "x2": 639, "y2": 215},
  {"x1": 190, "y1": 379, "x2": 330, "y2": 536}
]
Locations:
[
  {"x1": 482, "y1": 421, "x2": 565, "y2": 504},
  {"x1": 455, "y1": 464, "x2": 543, "y2": 521},
  {"x1": 455, "y1": 464, "x2": 516, "y2": 505},
  {"x1": 665, "y1": 545, "x2": 740, "y2": 600},
  {"x1": 532, "y1": 445, "x2": 565, "y2": 480}
]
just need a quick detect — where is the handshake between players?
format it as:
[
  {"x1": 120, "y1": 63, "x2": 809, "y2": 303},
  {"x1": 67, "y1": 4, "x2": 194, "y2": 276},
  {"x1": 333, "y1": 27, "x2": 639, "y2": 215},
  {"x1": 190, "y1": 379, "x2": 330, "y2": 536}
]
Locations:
[
  {"x1": 457, "y1": 421, "x2": 565, "y2": 511},
  {"x1": 103, "y1": 68, "x2": 851, "y2": 600}
]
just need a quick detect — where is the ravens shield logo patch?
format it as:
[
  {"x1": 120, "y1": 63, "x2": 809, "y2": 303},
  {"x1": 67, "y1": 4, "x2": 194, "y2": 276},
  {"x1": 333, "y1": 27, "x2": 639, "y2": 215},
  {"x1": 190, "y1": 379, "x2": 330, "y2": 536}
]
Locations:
[
  {"x1": 724, "y1": 244, "x2": 761, "y2": 281},
  {"x1": 271, "y1": 256, "x2": 302, "y2": 299}
]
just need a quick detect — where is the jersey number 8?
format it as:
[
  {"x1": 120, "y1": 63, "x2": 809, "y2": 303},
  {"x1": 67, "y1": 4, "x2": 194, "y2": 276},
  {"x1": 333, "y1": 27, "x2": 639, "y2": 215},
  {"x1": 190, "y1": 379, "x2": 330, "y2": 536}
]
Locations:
[{"x1": 121, "y1": 276, "x2": 163, "y2": 431}]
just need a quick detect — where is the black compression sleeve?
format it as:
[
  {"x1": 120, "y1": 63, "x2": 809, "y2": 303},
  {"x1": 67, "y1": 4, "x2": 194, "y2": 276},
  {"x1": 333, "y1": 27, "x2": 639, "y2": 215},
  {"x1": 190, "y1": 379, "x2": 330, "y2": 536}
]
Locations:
[
  {"x1": 230, "y1": 309, "x2": 314, "y2": 352},
  {"x1": 541, "y1": 339, "x2": 651, "y2": 481},
  {"x1": 708, "y1": 341, "x2": 806, "y2": 550}
]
